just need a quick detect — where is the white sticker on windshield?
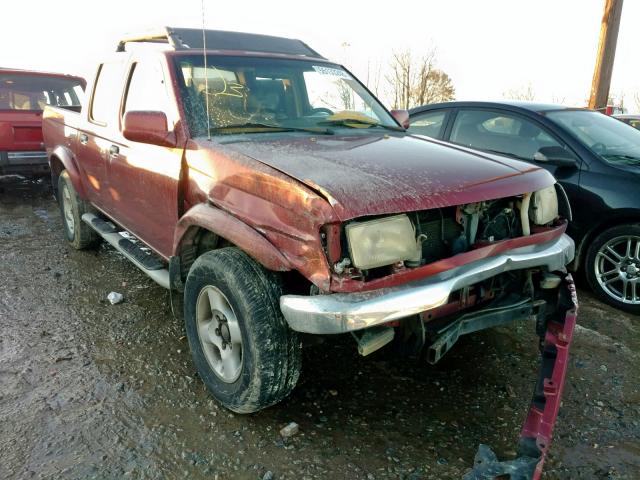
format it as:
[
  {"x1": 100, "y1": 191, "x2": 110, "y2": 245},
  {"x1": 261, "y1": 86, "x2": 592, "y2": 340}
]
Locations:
[{"x1": 312, "y1": 65, "x2": 350, "y2": 78}]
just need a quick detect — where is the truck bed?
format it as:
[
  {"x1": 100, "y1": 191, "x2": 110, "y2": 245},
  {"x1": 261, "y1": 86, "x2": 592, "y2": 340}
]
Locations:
[{"x1": 42, "y1": 104, "x2": 81, "y2": 161}]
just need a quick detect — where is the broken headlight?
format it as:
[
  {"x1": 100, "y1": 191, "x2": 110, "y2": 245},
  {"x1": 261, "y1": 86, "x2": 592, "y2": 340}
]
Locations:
[
  {"x1": 529, "y1": 185, "x2": 558, "y2": 226},
  {"x1": 345, "y1": 214, "x2": 419, "y2": 270}
]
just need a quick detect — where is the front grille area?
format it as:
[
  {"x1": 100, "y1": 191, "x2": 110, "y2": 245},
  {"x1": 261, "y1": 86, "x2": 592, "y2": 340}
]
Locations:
[{"x1": 413, "y1": 207, "x2": 462, "y2": 264}]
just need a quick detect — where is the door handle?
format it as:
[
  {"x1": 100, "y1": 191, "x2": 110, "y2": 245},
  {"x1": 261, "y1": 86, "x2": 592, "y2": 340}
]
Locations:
[
  {"x1": 109, "y1": 145, "x2": 119, "y2": 158},
  {"x1": 79, "y1": 133, "x2": 88, "y2": 145}
]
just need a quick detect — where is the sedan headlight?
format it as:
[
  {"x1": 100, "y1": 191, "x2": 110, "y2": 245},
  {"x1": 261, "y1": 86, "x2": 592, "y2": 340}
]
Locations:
[
  {"x1": 345, "y1": 214, "x2": 419, "y2": 269},
  {"x1": 529, "y1": 185, "x2": 559, "y2": 225}
]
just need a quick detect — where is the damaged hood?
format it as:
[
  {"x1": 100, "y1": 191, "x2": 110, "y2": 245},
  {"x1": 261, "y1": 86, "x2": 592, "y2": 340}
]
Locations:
[{"x1": 217, "y1": 133, "x2": 555, "y2": 220}]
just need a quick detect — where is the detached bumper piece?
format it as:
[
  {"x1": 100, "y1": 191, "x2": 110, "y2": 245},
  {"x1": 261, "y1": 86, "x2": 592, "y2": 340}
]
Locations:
[
  {"x1": 427, "y1": 297, "x2": 543, "y2": 364},
  {"x1": 464, "y1": 275, "x2": 578, "y2": 480}
]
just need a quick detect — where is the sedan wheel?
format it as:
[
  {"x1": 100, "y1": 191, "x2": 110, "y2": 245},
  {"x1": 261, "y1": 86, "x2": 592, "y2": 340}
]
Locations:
[
  {"x1": 586, "y1": 224, "x2": 640, "y2": 314},
  {"x1": 594, "y1": 236, "x2": 640, "y2": 305}
]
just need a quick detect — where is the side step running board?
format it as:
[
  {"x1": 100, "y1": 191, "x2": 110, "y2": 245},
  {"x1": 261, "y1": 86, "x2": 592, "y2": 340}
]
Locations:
[{"x1": 82, "y1": 213, "x2": 171, "y2": 289}]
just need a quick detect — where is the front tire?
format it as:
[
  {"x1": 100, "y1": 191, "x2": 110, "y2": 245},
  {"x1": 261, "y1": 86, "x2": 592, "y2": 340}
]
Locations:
[
  {"x1": 585, "y1": 224, "x2": 640, "y2": 314},
  {"x1": 57, "y1": 171, "x2": 99, "y2": 250},
  {"x1": 184, "y1": 248, "x2": 302, "y2": 413}
]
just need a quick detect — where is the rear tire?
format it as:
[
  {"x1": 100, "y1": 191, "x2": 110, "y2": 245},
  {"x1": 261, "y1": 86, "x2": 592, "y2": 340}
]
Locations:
[
  {"x1": 585, "y1": 224, "x2": 640, "y2": 314},
  {"x1": 57, "y1": 170, "x2": 99, "y2": 250},
  {"x1": 184, "y1": 247, "x2": 302, "y2": 413}
]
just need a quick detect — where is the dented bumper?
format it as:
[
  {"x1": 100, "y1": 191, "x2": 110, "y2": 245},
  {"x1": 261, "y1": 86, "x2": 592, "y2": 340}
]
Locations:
[{"x1": 280, "y1": 234, "x2": 574, "y2": 334}]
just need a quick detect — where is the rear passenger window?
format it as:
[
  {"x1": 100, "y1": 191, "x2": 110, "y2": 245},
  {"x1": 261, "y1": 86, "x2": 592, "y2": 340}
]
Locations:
[
  {"x1": 450, "y1": 109, "x2": 564, "y2": 161},
  {"x1": 408, "y1": 110, "x2": 448, "y2": 139},
  {"x1": 91, "y1": 63, "x2": 125, "y2": 125}
]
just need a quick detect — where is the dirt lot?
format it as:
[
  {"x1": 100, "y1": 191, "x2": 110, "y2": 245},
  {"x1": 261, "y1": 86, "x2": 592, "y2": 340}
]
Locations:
[{"x1": 1, "y1": 177, "x2": 638, "y2": 480}]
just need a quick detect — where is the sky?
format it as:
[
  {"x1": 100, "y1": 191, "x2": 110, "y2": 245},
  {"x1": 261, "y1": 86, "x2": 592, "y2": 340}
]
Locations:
[{"x1": 2, "y1": 0, "x2": 638, "y2": 112}]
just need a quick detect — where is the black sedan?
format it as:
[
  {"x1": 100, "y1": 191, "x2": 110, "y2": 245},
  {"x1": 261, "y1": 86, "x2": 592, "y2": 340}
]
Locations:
[{"x1": 409, "y1": 101, "x2": 640, "y2": 313}]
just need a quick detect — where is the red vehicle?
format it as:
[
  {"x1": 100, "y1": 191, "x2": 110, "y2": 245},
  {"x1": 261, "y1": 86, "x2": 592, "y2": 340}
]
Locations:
[
  {"x1": 43, "y1": 28, "x2": 577, "y2": 478},
  {"x1": 0, "y1": 68, "x2": 84, "y2": 177},
  {"x1": 614, "y1": 114, "x2": 640, "y2": 130}
]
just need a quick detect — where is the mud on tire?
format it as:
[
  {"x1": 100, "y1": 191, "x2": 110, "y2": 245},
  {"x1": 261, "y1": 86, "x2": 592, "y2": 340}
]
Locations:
[
  {"x1": 57, "y1": 170, "x2": 99, "y2": 250},
  {"x1": 184, "y1": 247, "x2": 302, "y2": 413}
]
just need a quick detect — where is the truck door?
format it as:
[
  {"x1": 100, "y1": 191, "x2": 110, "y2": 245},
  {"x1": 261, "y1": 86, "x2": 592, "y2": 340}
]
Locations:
[
  {"x1": 107, "y1": 59, "x2": 182, "y2": 258},
  {"x1": 78, "y1": 62, "x2": 127, "y2": 208}
]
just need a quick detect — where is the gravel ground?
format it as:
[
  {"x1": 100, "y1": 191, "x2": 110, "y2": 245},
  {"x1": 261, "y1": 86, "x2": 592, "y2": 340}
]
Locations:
[{"x1": 1, "y1": 177, "x2": 639, "y2": 480}]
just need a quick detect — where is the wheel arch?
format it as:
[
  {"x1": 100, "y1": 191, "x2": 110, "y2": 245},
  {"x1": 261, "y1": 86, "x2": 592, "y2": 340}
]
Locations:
[
  {"x1": 173, "y1": 203, "x2": 293, "y2": 277},
  {"x1": 49, "y1": 145, "x2": 87, "y2": 200},
  {"x1": 574, "y1": 211, "x2": 640, "y2": 271}
]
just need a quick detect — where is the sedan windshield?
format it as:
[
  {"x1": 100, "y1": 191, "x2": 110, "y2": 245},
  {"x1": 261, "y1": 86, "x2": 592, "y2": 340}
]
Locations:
[
  {"x1": 547, "y1": 110, "x2": 640, "y2": 165},
  {"x1": 173, "y1": 55, "x2": 399, "y2": 137}
]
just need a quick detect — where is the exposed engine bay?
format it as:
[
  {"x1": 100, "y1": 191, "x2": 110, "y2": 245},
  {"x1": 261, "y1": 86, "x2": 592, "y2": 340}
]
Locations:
[{"x1": 334, "y1": 185, "x2": 563, "y2": 283}]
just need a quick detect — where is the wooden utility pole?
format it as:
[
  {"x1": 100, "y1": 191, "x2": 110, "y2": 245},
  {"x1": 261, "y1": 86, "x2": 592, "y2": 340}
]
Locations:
[{"x1": 588, "y1": 0, "x2": 624, "y2": 111}]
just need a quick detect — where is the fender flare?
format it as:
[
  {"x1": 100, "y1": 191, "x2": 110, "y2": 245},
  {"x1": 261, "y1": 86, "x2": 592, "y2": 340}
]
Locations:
[
  {"x1": 173, "y1": 203, "x2": 293, "y2": 272},
  {"x1": 49, "y1": 145, "x2": 88, "y2": 199}
]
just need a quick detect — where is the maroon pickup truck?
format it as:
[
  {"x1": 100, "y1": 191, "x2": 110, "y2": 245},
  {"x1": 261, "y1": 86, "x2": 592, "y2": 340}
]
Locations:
[
  {"x1": 0, "y1": 68, "x2": 84, "y2": 177},
  {"x1": 43, "y1": 28, "x2": 577, "y2": 478}
]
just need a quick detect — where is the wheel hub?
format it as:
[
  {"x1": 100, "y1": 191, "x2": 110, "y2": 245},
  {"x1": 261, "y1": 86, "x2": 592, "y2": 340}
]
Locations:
[
  {"x1": 214, "y1": 313, "x2": 232, "y2": 347},
  {"x1": 625, "y1": 263, "x2": 639, "y2": 277}
]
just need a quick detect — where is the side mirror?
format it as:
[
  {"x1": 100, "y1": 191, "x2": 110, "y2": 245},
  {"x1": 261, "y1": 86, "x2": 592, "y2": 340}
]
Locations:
[
  {"x1": 533, "y1": 146, "x2": 577, "y2": 168},
  {"x1": 390, "y1": 109, "x2": 410, "y2": 129},
  {"x1": 123, "y1": 111, "x2": 176, "y2": 147}
]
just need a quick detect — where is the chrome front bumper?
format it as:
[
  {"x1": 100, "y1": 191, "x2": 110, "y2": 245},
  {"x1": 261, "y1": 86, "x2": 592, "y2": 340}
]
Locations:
[{"x1": 280, "y1": 234, "x2": 575, "y2": 334}]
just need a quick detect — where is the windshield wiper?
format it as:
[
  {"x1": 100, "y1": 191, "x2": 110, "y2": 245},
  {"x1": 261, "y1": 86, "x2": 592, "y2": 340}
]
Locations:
[
  {"x1": 481, "y1": 148, "x2": 530, "y2": 161},
  {"x1": 602, "y1": 154, "x2": 640, "y2": 164},
  {"x1": 210, "y1": 122, "x2": 334, "y2": 135},
  {"x1": 317, "y1": 118, "x2": 404, "y2": 132}
]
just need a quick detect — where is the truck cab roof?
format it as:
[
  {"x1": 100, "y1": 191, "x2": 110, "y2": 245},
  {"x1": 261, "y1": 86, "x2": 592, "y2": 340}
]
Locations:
[{"x1": 116, "y1": 27, "x2": 324, "y2": 59}]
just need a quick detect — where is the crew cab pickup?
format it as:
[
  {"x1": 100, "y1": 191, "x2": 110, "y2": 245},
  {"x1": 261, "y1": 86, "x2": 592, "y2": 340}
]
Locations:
[
  {"x1": 0, "y1": 68, "x2": 84, "y2": 177},
  {"x1": 43, "y1": 28, "x2": 577, "y2": 478}
]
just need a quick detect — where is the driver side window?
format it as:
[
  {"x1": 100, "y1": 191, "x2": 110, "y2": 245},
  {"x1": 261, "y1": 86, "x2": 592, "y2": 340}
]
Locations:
[
  {"x1": 123, "y1": 61, "x2": 171, "y2": 120},
  {"x1": 450, "y1": 109, "x2": 570, "y2": 161}
]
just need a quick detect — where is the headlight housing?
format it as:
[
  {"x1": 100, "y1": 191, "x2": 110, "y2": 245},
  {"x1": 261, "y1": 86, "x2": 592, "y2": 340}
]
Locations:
[
  {"x1": 345, "y1": 214, "x2": 419, "y2": 270},
  {"x1": 529, "y1": 185, "x2": 559, "y2": 225}
]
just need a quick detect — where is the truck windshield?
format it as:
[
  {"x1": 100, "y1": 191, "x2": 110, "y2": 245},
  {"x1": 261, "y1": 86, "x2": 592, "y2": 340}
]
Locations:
[
  {"x1": 0, "y1": 73, "x2": 84, "y2": 111},
  {"x1": 173, "y1": 55, "x2": 399, "y2": 137},
  {"x1": 547, "y1": 110, "x2": 640, "y2": 166}
]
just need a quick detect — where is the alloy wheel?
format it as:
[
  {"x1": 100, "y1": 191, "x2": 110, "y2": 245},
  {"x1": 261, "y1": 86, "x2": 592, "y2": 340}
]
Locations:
[
  {"x1": 195, "y1": 285, "x2": 243, "y2": 383},
  {"x1": 62, "y1": 184, "x2": 75, "y2": 236},
  {"x1": 594, "y1": 235, "x2": 640, "y2": 305}
]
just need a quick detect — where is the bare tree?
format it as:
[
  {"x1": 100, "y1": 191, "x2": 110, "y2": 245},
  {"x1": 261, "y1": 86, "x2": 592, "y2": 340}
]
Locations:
[
  {"x1": 385, "y1": 48, "x2": 455, "y2": 109},
  {"x1": 337, "y1": 81, "x2": 354, "y2": 110},
  {"x1": 386, "y1": 50, "x2": 412, "y2": 110},
  {"x1": 503, "y1": 83, "x2": 536, "y2": 101},
  {"x1": 635, "y1": 92, "x2": 640, "y2": 112},
  {"x1": 366, "y1": 58, "x2": 383, "y2": 98}
]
